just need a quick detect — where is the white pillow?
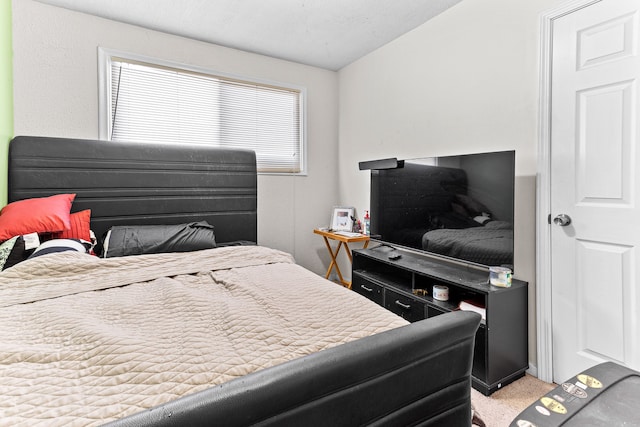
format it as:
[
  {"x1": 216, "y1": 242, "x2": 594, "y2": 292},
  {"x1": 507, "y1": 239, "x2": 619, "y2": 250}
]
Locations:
[{"x1": 29, "y1": 239, "x2": 89, "y2": 259}]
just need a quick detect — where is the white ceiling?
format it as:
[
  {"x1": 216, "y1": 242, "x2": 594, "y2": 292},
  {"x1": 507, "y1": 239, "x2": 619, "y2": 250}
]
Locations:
[{"x1": 35, "y1": 0, "x2": 463, "y2": 70}]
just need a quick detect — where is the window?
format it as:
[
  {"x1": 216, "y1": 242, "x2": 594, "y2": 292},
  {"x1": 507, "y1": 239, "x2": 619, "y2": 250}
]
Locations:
[{"x1": 98, "y1": 49, "x2": 306, "y2": 174}]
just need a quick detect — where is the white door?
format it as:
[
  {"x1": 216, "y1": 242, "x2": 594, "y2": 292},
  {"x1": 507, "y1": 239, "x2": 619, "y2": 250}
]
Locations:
[{"x1": 550, "y1": 0, "x2": 640, "y2": 384}]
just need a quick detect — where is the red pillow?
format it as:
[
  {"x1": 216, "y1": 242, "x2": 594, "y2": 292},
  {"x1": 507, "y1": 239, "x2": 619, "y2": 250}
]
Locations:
[
  {"x1": 0, "y1": 194, "x2": 76, "y2": 241},
  {"x1": 54, "y1": 209, "x2": 92, "y2": 242}
]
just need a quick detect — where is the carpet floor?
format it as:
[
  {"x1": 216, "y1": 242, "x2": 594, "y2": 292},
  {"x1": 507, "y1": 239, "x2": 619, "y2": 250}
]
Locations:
[{"x1": 471, "y1": 374, "x2": 556, "y2": 426}]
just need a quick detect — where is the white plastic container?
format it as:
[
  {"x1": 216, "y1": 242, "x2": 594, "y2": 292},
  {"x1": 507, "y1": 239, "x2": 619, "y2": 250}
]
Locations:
[
  {"x1": 432, "y1": 285, "x2": 449, "y2": 301},
  {"x1": 489, "y1": 266, "x2": 512, "y2": 287}
]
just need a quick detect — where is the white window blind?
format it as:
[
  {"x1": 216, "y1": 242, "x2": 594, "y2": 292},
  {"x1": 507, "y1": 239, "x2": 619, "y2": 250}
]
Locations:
[{"x1": 106, "y1": 56, "x2": 304, "y2": 173}]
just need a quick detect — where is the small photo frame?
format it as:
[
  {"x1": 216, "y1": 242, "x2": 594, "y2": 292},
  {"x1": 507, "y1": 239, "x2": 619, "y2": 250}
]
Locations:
[{"x1": 330, "y1": 206, "x2": 355, "y2": 232}]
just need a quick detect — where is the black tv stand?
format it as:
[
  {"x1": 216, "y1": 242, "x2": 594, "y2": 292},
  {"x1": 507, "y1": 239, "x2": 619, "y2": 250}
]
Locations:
[{"x1": 352, "y1": 245, "x2": 528, "y2": 395}]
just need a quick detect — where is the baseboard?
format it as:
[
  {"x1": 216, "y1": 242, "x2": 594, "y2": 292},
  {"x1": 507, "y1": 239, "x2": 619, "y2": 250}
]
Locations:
[{"x1": 526, "y1": 362, "x2": 538, "y2": 378}]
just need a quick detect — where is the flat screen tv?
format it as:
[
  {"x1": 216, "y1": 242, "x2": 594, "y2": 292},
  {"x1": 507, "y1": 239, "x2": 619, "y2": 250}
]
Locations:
[{"x1": 368, "y1": 150, "x2": 515, "y2": 269}]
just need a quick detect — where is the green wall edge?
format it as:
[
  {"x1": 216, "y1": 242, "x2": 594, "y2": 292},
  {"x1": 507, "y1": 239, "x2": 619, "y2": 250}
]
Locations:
[{"x1": 0, "y1": 0, "x2": 13, "y2": 207}]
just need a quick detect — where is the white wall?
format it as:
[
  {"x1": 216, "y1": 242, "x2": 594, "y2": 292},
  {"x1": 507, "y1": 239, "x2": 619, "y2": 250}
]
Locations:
[
  {"x1": 11, "y1": 0, "x2": 339, "y2": 274},
  {"x1": 338, "y1": 0, "x2": 566, "y2": 369}
]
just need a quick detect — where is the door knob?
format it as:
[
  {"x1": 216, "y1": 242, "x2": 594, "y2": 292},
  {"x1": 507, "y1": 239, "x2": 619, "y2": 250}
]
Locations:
[{"x1": 553, "y1": 214, "x2": 572, "y2": 226}]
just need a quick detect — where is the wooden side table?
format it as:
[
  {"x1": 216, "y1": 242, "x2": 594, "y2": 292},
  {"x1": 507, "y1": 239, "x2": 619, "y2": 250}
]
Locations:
[{"x1": 314, "y1": 228, "x2": 370, "y2": 288}]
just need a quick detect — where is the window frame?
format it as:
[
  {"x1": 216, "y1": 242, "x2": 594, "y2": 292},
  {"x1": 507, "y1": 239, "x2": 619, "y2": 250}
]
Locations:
[{"x1": 98, "y1": 47, "x2": 307, "y2": 175}]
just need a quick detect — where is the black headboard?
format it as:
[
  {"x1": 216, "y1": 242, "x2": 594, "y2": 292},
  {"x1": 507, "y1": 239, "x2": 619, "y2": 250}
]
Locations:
[{"x1": 8, "y1": 136, "x2": 257, "y2": 244}]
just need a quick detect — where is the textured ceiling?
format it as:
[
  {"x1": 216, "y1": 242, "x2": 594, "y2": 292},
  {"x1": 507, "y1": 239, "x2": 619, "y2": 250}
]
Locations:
[{"x1": 36, "y1": 0, "x2": 463, "y2": 70}]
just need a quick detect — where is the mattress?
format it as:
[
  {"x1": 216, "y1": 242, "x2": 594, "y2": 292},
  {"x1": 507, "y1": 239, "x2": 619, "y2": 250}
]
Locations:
[{"x1": 0, "y1": 246, "x2": 408, "y2": 426}]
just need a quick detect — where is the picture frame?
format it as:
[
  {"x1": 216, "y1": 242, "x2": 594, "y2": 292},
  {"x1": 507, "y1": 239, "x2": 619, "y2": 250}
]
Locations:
[{"x1": 330, "y1": 206, "x2": 355, "y2": 232}]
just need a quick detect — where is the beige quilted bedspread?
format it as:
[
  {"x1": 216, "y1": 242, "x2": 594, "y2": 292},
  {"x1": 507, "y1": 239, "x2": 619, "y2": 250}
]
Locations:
[{"x1": 0, "y1": 246, "x2": 407, "y2": 426}]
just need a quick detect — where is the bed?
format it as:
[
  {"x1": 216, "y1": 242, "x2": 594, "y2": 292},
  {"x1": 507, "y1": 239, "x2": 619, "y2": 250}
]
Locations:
[{"x1": 0, "y1": 136, "x2": 481, "y2": 426}]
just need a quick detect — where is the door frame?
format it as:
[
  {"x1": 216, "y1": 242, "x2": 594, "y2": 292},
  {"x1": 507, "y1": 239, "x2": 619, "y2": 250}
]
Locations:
[{"x1": 536, "y1": 0, "x2": 602, "y2": 383}]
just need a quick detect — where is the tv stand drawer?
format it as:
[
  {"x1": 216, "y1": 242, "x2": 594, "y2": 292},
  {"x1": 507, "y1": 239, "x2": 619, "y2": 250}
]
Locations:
[
  {"x1": 352, "y1": 274, "x2": 384, "y2": 305},
  {"x1": 384, "y1": 289, "x2": 427, "y2": 322}
]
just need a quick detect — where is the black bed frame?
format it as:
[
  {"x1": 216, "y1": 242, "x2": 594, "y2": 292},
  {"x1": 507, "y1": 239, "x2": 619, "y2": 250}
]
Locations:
[
  {"x1": 7, "y1": 136, "x2": 481, "y2": 426},
  {"x1": 8, "y1": 136, "x2": 257, "y2": 245},
  {"x1": 109, "y1": 310, "x2": 481, "y2": 427}
]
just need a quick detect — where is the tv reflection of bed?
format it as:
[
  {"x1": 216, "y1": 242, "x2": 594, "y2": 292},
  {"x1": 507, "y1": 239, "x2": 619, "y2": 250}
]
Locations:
[
  {"x1": 421, "y1": 221, "x2": 514, "y2": 267},
  {"x1": 371, "y1": 156, "x2": 515, "y2": 268}
]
